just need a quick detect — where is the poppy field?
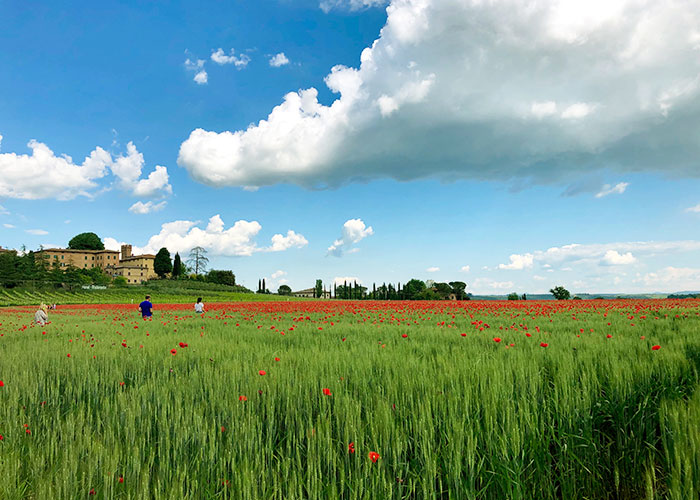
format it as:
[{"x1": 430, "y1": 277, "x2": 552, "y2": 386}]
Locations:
[{"x1": 0, "y1": 299, "x2": 699, "y2": 499}]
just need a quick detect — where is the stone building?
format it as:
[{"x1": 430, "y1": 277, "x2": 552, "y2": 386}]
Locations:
[
  {"x1": 38, "y1": 248, "x2": 120, "y2": 269},
  {"x1": 292, "y1": 287, "x2": 331, "y2": 299},
  {"x1": 38, "y1": 244, "x2": 157, "y2": 285},
  {"x1": 109, "y1": 245, "x2": 157, "y2": 284}
]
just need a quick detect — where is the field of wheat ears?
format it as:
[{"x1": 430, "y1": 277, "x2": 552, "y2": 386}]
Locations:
[{"x1": 0, "y1": 299, "x2": 698, "y2": 499}]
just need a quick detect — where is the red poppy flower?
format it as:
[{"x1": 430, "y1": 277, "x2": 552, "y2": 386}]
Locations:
[
  {"x1": 67, "y1": 353, "x2": 71, "y2": 358},
  {"x1": 493, "y1": 337, "x2": 501, "y2": 343},
  {"x1": 540, "y1": 343, "x2": 548, "y2": 347},
  {"x1": 368, "y1": 451, "x2": 380, "y2": 463},
  {"x1": 0, "y1": 435, "x2": 3, "y2": 440},
  {"x1": 401, "y1": 334, "x2": 408, "y2": 338},
  {"x1": 89, "y1": 489, "x2": 96, "y2": 496},
  {"x1": 259, "y1": 370, "x2": 266, "y2": 376},
  {"x1": 118, "y1": 476, "x2": 124, "y2": 484},
  {"x1": 170, "y1": 349, "x2": 177, "y2": 355},
  {"x1": 525, "y1": 333, "x2": 532, "y2": 337},
  {"x1": 221, "y1": 426, "x2": 226, "y2": 432},
  {"x1": 239, "y1": 395, "x2": 247, "y2": 401},
  {"x1": 348, "y1": 442, "x2": 355, "y2": 454},
  {"x1": 606, "y1": 334, "x2": 612, "y2": 338},
  {"x1": 274, "y1": 357, "x2": 280, "y2": 362},
  {"x1": 25, "y1": 429, "x2": 31, "y2": 434},
  {"x1": 322, "y1": 388, "x2": 332, "y2": 396},
  {"x1": 652, "y1": 345, "x2": 661, "y2": 351},
  {"x1": 0, "y1": 380, "x2": 4, "y2": 387},
  {"x1": 461, "y1": 333, "x2": 467, "y2": 337}
]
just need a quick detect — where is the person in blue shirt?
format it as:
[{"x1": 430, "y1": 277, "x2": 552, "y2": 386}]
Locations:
[{"x1": 138, "y1": 295, "x2": 153, "y2": 319}]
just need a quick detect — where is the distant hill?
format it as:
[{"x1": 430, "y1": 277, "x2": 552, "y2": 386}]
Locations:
[{"x1": 471, "y1": 292, "x2": 670, "y2": 301}]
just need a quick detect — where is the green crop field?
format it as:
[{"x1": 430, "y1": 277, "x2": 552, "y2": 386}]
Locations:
[
  {"x1": 0, "y1": 286, "x2": 306, "y2": 308},
  {"x1": 0, "y1": 299, "x2": 698, "y2": 499}
]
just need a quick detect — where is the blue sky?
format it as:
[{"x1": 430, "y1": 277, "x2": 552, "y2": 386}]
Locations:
[{"x1": 2, "y1": 0, "x2": 700, "y2": 294}]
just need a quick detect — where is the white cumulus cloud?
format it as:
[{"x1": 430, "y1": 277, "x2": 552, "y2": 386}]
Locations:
[
  {"x1": 426, "y1": 266, "x2": 440, "y2": 272},
  {"x1": 178, "y1": 0, "x2": 700, "y2": 191},
  {"x1": 185, "y1": 58, "x2": 208, "y2": 84},
  {"x1": 499, "y1": 240, "x2": 700, "y2": 269},
  {"x1": 110, "y1": 142, "x2": 172, "y2": 198},
  {"x1": 211, "y1": 48, "x2": 251, "y2": 68},
  {"x1": 3, "y1": 223, "x2": 15, "y2": 228},
  {"x1": 108, "y1": 214, "x2": 307, "y2": 257},
  {"x1": 460, "y1": 265, "x2": 470, "y2": 272},
  {"x1": 328, "y1": 218, "x2": 373, "y2": 256},
  {"x1": 269, "y1": 52, "x2": 290, "y2": 67},
  {"x1": 0, "y1": 136, "x2": 170, "y2": 200},
  {"x1": 601, "y1": 250, "x2": 637, "y2": 266},
  {"x1": 499, "y1": 253, "x2": 534, "y2": 270},
  {"x1": 271, "y1": 270, "x2": 287, "y2": 279},
  {"x1": 685, "y1": 203, "x2": 700, "y2": 213},
  {"x1": 128, "y1": 201, "x2": 167, "y2": 215},
  {"x1": 25, "y1": 229, "x2": 48, "y2": 235}
]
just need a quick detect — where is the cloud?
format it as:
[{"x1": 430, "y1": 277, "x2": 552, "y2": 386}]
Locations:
[
  {"x1": 595, "y1": 182, "x2": 629, "y2": 198},
  {"x1": 499, "y1": 240, "x2": 700, "y2": 269},
  {"x1": 194, "y1": 71, "x2": 208, "y2": 84},
  {"x1": 320, "y1": 0, "x2": 387, "y2": 13},
  {"x1": 25, "y1": 229, "x2": 48, "y2": 235},
  {"x1": 0, "y1": 204, "x2": 8, "y2": 215},
  {"x1": 3, "y1": 223, "x2": 15, "y2": 228},
  {"x1": 0, "y1": 136, "x2": 110, "y2": 200},
  {"x1": 108, "y1": 214, "x2": 307, "y2": 256},
  {"x1": 178, "y1": 0, "x2": 700, "y2": 191},
  {"x1": 128, "y1": 200, "x2": 167, "y2": 214},
  {"x1": 111, "y1": 142, "x2": 172, "y2": 198},
  {"x1": 472, "y1": 278, "x2": 515, "y2": 291},
  {"x1": 0, "y1": 136, "x2": 171, "y2": 200},
  {"x1": 499, "y1": 253, "x2": 534, "y2": 270},
  {"x1": 685, "y1": 203, "x2": 700, "y2": 213},
  {"x1": 269, "y1": 52, "x2": 290, "y2": 67},
  {"x1": 334, "y1": 276, "x2": 361, "y2": 286},
  {"x1": 185, "y1": 58, "x2": 208, "y2": 84},
  {"x1": 640, "y1": 267, "x2": 700, "y2": 290},
  {"x1": 601, "y1": 250, "x2": 636, "y2": 266},
  {"x1": 211, "y1": 48, "x2": 250, "y2": 68},
  {"x1": 460, "y1": 265, "x2": 470, "y2": 272},
  {"x1": 268, "y1": 230, "x2": 309, "y2": 252},
  {"x1": 271, "y1": 270, "x2": 287, "y2": 279},
  {"x1": 426, "y1": 266, "x2": 440, "y2": 272},
  {"x1": 327, "y1": 218, "x2": 373, "y2": 256}
]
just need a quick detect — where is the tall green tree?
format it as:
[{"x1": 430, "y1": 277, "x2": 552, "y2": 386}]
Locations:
[
  {"x1": 315, "y1": 279, "x2": 323, "y2": 298},
  {"x1": 187, "y1": 247, "x2": 209, "y2": 276},
  {"x1": 449, "y1": 281, "x2": 468, "y2": 300},
  {"x1": 278, "y1": 284, "x2": 292, "y2": 296},
  {"x1": 403, "y1": 279, "x2": 427, "y2": 300},
  {"x1": 172, "y1": 253, "x2": 183, "y2": 278},
  {"x1": 154, "y1": 248, "x2": 172, "y2": 278},
  {"x1": 550, "y1": 286, "x2": 571, "y2": 300},
  {"x1": 68, "y1": 232, "x2": 104, "y2": 250},
  {"x1": 207, "y1": 270, "x2": 236, "y2": 286}
]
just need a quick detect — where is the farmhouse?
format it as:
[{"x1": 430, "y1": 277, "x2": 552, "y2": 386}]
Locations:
[{"x1": 292, "y1": 287, "x2": 331, "y2": 299}]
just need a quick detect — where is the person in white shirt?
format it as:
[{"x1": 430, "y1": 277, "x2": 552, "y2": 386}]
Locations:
[
  {"x1": 34, "y1": 304, "x2": 48, "y2": 326},
  {"x1": 194, "y1": 297, "x2": 205, "y2": 314}
]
